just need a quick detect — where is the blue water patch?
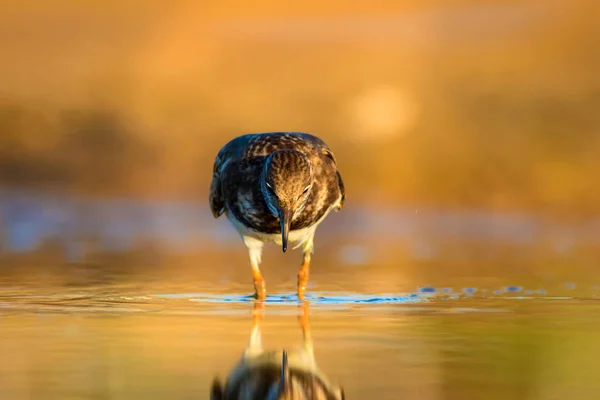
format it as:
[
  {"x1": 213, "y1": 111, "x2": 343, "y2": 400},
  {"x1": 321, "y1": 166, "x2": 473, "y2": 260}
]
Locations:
[
  {"x1": 418, "y1": 287, "x2": 437, "y2": 293},
  {"x1": 504, "y1": 286, "x2": 523, "y2": 293},
  {"x1": 462, "y1": 288, "x2": 477, "y2": 294},
  {"x1": 152, "y1": 292, "x2": 428, "y2": 305}
]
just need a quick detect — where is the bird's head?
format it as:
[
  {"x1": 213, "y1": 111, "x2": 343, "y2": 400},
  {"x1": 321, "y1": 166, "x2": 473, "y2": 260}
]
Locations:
[{"x1": 261, "y1": 150, "x2": 313, "y2": 252}]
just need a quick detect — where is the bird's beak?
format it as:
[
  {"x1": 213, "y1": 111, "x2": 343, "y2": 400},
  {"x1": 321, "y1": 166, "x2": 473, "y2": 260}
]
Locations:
[{"x1": 279, "y1": 208, "x2": 292, "y2": 253}]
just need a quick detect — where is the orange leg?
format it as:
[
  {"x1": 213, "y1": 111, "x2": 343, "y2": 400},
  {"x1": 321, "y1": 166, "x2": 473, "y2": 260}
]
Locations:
[
  {"x1": 252, "y1": 263, "x2": 267, "y2": 300},
  {"x1": 297, "y1": 251, "x2": 311, "y2": 300}
]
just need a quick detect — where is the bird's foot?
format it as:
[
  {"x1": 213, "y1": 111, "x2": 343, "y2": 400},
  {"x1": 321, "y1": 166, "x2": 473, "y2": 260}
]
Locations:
[
  {"x1": 297, "y1": 286, "x2": 307, "y2": 301},
  {"x1": 253, "y1": 279, "x2": 267, "y2": 300},
  {"x1": 252, "y1": 291, "x2": 266, "y2": 300},
  {"x1": 298, "y1": 274, "x2": 308, "y2": 300}
]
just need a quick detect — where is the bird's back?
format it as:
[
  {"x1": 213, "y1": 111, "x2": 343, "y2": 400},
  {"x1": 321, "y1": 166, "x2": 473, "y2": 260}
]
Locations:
[
  {"x1": 210, "y1": 132, "x2": 344, "y2": 234},
  {"x1": 213, "y1": 132, "x2": 333, "y2": 168}
]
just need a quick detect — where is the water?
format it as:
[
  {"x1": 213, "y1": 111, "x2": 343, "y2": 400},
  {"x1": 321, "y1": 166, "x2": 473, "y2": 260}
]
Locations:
[
  {"x1": 1, "y1": 192, "x2": 600, "y2": 398},
  {"x1": 2, "y1": 282, "x2": 600, "y2": 399}
]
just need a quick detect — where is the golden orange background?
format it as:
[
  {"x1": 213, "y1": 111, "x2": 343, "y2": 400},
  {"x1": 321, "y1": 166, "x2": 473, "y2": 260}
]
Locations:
[{"x1": 1, "y1": 0, "x2": 598, "y2": 215}]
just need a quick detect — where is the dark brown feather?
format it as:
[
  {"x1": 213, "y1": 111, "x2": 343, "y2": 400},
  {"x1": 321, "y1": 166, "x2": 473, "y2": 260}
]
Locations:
[{"x1": 209, "y1": 132, "x2": 344, "y2": 234}]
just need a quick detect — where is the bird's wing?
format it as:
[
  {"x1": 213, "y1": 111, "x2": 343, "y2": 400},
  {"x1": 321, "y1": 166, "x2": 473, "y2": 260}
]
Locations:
[
  {"x1": 209, "y1": 134, "x2": 256, "y2": 218},
  {"x1": 335, "y1": 170, "x2": 345, "y2": 211},
  {"x1": 209, "y1": 159, "x2": 226, "y2": 218},
  {"x1": 300, "y1": 133, "x2": 346, "y2": 211}
]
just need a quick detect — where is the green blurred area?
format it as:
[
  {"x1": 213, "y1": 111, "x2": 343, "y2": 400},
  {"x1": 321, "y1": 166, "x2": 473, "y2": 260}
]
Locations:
[{"x1": 1, "y1": 0, "x2": 599, "y2": 215}]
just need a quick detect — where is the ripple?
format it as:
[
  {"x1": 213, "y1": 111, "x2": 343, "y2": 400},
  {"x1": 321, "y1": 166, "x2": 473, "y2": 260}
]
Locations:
[{"x1": 153, "y1": 292, "x2": 427, "y2": 305}]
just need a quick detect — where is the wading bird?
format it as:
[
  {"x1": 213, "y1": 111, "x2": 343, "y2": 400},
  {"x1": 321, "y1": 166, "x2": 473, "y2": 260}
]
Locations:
[{"x1": 209, "y1": 132, "x2": 345, "y2": 300}]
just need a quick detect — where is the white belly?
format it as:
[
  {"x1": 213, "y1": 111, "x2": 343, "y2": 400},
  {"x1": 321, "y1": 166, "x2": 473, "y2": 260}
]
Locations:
[{"x1": 225, "y1": 206, "x2": 335, "y2": 251}]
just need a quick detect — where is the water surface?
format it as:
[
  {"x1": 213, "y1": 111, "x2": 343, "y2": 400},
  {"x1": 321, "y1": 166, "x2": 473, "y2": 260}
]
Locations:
[
  {"x1": 1, "y1": 193, "x2": 600, "y2": 398},
  {"x1": 2, "y1": 284, "x2": 600, "y2": 399}
]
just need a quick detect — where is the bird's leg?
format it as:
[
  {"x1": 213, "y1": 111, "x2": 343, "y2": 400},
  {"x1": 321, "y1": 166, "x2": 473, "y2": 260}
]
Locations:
[
  {"x1": 297, "y1": 253, "x2": 311, "y2": 300},
  {"x1": 298, "y1": 301, "x2": 314, "y2": 361},
  {"x1": 252, "y1": 262, "x2": 267, "y2": 300},
  {"x1": 246, "y1": 238, "x2": 266, "y2": 300},
  {"x1": 251, "y1": 263, "x2": 266, "y2": 300},
  {"x1": 297, "y1": 237, "x2": 314, "y2": 300}
]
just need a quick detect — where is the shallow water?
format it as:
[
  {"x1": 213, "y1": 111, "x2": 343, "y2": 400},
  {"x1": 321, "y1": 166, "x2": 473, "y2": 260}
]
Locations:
[
  {"x1": 2, "y1": 193, "x2": 600, "y2": 398},
  {"x1": 2, "y1": 283, "x2": 600, "y2": 400}
]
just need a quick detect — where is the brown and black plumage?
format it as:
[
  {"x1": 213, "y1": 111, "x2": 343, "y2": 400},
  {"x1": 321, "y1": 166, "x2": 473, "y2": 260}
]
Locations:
[
  {"x1": 210, "y1": 302, "x2": 345, "y2": 400},
  {"x1": 209, "y1": 132, "x2": 345, "y2": 300}
]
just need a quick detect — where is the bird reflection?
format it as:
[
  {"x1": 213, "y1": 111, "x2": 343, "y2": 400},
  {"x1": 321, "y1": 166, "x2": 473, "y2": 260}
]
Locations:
[{"x1": 211, "y1": 301, "x2": 345, "y2": 400}]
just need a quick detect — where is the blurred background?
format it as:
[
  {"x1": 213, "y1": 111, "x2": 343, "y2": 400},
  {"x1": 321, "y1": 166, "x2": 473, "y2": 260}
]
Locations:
[
  {"x1": 0, "y1": 0, "x2": 599, "y2": 292},
  {"x1": 2, "y1": 2, "x2": 600, "y2": 399}
]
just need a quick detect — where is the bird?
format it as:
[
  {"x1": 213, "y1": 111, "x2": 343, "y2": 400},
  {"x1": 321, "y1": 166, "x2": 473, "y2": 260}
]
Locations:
[
  {"x1": 210, "y1": 302, "x2": 345, "y2": 400},
  {"x1": 209, "y1": 132, "x2": 345, "y2": 300}
]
